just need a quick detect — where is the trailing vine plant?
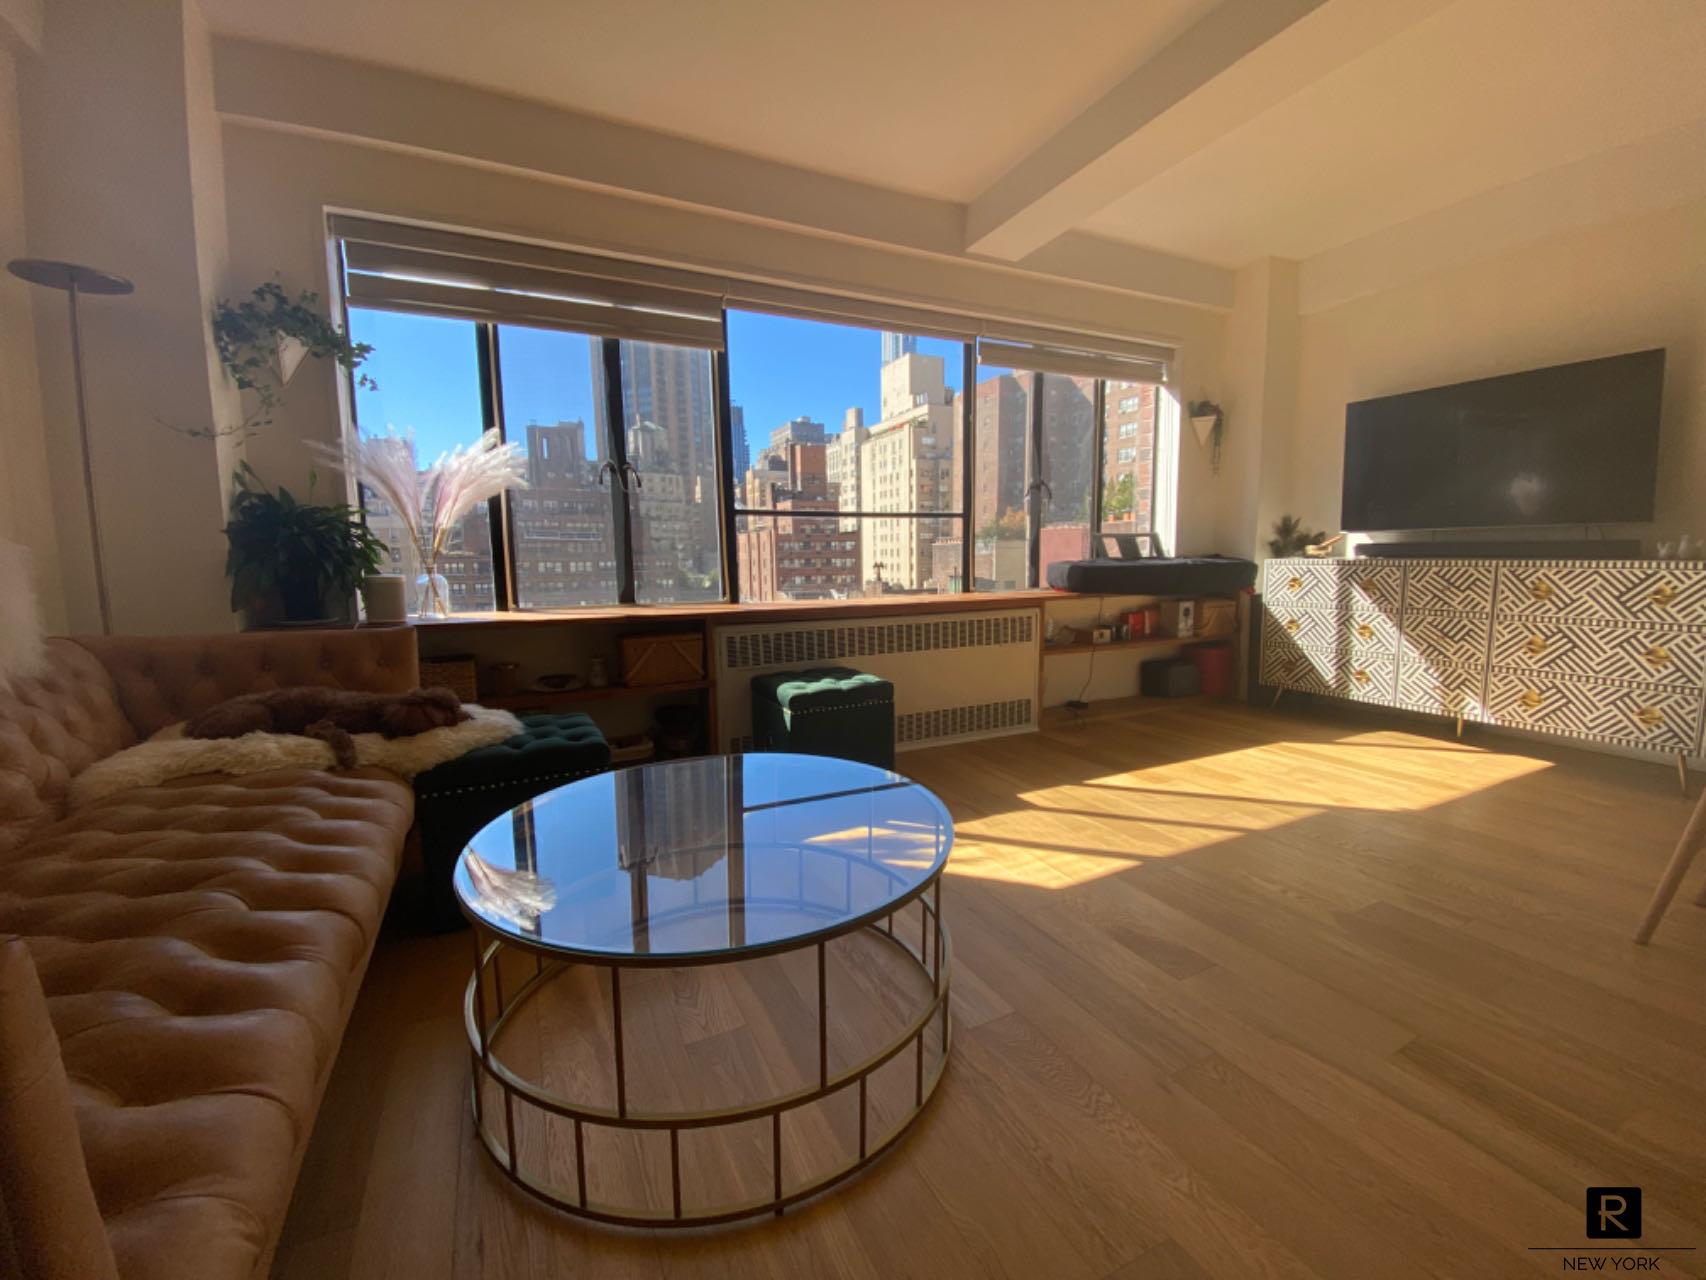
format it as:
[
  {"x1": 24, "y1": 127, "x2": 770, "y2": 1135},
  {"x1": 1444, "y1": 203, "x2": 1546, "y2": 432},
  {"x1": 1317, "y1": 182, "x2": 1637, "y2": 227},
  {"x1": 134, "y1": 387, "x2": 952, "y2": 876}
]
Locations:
[{"x1": 165, "y1": 282, "x2": 377, "y2": 443}]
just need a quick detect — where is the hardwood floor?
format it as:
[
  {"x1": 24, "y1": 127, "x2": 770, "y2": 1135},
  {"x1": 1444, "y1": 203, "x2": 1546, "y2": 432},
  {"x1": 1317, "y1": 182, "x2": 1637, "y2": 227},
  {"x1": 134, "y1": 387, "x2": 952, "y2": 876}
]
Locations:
[{"x1": 273, "y1": 700, "x2": 1706, "y2": 1280}]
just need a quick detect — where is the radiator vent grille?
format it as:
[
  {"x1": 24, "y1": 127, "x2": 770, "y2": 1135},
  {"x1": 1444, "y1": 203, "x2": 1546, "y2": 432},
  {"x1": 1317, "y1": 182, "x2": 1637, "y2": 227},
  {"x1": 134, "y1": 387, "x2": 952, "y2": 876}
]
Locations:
[
  {"x1": 723, "y1": 613, "x2": 1034, "y2": 671},
  {"x1": 898, "y1": 698, "x2": 1034, "y2": 744}
]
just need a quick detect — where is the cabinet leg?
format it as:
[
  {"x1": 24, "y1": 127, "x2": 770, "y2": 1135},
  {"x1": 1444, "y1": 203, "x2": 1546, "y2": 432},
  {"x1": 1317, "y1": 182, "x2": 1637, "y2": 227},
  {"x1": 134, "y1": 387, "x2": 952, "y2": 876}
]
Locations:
[
  {"x1": 1678, "y1": 752, "x2": 1690, "y2": 798},
  {"x1": 1455, "y1": 714, "x2": 1464, "y2": 740},
  {"x1": 1270, "y1": 687, "x2": 1284, "y2": 710}
]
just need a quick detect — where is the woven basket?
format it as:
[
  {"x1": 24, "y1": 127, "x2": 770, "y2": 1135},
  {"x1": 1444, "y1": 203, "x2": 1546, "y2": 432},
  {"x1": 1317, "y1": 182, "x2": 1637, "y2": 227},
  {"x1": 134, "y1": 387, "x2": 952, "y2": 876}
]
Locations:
[{"x1": 420, "y1": 654, "x2": 479, "y2": 702}]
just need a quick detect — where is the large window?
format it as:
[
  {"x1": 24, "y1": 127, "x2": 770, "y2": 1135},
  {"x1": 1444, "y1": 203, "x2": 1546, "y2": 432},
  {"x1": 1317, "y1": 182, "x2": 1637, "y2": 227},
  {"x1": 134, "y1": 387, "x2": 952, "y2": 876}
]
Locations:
[
  {"x1": 335, "y1": 219, "x2": 1173, "y2": 611},
  {"x1": 728, "y1": 311, "x2": 964, "y2": 601}
]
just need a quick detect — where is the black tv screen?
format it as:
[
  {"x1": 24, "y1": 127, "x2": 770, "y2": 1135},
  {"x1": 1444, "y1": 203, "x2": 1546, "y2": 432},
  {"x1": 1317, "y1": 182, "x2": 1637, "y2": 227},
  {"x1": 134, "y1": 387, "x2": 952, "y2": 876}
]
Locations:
[{"x1": 1340, "y1": 349, "x2": 1664, "y2": 532}]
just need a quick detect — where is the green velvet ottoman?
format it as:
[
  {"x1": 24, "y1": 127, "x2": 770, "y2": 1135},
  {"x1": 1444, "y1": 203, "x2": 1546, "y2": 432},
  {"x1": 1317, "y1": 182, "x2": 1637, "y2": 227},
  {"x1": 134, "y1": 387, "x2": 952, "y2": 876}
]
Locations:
[
  {"x1": 413, "y1": 712, "x2": 611, "y2": 929},
  {"x1": 751, "y1": 667, "x2": 895, "y2": 770}
]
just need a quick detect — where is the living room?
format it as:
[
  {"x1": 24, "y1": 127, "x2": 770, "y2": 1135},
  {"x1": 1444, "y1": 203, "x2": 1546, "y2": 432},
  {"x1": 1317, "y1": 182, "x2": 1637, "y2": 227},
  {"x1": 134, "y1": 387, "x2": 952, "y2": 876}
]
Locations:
[{"x1": 3, "y1": 2, "x2": 1705, "y2": 1278}]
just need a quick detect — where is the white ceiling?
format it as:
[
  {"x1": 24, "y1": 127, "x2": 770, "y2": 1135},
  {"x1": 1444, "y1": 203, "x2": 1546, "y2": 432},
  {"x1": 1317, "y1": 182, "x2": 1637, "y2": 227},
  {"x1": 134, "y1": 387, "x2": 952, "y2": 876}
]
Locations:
[
  {"x1": 201, "y1": 0, "x2": 1706, "y2": 277},
  {"x1": 197, "y1": 0, "x2": 1223, "y2": 203},
  {"x1": 1082, "y1": 0, "x2": 1706, "y2": 266}
]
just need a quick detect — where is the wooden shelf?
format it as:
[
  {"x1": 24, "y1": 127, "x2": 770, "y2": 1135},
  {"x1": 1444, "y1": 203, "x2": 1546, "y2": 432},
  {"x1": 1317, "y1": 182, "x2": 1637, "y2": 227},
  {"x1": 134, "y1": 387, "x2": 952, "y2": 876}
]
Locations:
[
  {"x1": 1041, "y1": 635, "x2": 1227, "y2": 657},
  {"x1": 483, "y1": 678, "x2": 711, "y2": 710}
]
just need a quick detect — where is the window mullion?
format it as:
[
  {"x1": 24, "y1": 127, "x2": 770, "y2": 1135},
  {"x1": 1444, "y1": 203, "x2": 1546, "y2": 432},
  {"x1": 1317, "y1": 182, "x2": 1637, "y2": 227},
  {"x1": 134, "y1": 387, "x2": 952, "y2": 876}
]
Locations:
[
  {"x1": 1091, "y1": 377, "x2": 1106, "y2": 539},
  {"x1": 960, "y1": 341, "x2": 975, "y2": 593},
  {"x1": 476, "y1": 322, "x2": 516, "y2": 612},
  {"x1": 599, "y1": 337, "x2": 638, "y2": 605},
  {"x1": 1027, "y1": 372, "x2": 1044, "y2": 589}
]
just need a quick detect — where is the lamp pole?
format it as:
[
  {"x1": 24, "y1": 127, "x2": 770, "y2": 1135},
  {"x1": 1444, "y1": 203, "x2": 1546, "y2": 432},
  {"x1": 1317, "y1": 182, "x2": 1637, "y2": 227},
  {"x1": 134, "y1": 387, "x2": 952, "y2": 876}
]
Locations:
[{"x1": 7, "y1": 258, "x2": 134, "y2": 634}]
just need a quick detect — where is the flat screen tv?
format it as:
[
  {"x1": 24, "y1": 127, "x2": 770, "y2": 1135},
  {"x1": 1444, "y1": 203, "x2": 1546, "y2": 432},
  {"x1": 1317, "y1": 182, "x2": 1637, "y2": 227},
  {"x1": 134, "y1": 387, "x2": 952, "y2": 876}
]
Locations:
[{"x1": 1340, "y1": 349, "x2": 1664, "y2": 532}]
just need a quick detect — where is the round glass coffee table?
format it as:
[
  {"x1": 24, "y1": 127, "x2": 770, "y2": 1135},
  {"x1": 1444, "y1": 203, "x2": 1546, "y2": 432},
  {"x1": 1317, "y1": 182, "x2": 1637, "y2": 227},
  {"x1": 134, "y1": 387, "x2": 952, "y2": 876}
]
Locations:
[{"x1": 454, "y1": 752, "x2": 953, "y2": 1227}]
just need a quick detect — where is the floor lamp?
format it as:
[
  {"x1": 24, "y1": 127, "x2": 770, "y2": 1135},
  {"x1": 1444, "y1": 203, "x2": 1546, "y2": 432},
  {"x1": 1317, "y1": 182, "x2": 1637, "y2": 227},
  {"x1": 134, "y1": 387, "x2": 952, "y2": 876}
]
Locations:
[{"x1": 7, "y1": 257, "x2": 134, "y2": 635}]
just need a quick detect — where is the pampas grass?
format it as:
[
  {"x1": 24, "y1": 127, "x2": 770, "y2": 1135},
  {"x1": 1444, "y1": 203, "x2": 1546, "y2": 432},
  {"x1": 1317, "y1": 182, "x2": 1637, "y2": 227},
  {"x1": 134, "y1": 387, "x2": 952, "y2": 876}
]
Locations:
[
  {"x1": 0, "y1": 540, "x2": 46, "y2": 688},
  {"x1": 309, "y1": 427, "x2": 527, "y2": 615}
]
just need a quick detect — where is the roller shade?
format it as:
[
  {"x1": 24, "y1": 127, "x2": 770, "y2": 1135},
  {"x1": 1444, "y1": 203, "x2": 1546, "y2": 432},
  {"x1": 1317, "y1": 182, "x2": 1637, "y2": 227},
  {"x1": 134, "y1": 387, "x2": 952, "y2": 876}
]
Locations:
[
  {"x1": 977, "y1": 336, "x2": 1169, "y2": 384},
  {"x1": 332, "y1": 217, "x2": 725, "y2": 349},
  {"x1": 328, "y1": 216, "x2": 1180, "y2": 371}
]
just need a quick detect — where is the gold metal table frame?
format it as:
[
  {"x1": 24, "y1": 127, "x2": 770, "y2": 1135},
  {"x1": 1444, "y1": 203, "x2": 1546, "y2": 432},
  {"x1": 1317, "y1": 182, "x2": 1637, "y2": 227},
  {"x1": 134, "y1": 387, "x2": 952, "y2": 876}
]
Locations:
[{"x1": 462, "y1": 848, "x2": 952, "y2": 1228}]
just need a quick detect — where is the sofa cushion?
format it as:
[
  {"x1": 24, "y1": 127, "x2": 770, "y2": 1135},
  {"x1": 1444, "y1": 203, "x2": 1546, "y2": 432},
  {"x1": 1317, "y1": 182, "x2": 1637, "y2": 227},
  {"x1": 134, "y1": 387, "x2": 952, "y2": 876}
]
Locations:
[
  {"x1": 73, "y1": 629, "x2": 421, "y2": 740},
  {"x1": 0, "y1": 640, "x2": 135, "y2": 857},
  {"x1": 0, "y1": 935, "x2": 120, "y2": 1280},
  {"x1": 0, "y1": 766, "x2": 413, "y2": 1280}
]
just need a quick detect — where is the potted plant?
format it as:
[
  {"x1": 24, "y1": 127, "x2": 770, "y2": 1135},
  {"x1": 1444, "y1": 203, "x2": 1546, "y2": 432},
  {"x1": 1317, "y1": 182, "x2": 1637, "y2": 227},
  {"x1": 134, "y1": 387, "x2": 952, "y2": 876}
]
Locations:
[
  {"x1": 1188, "y1": 400, "x2": 1225, "y2": 475},
  {"x1": 1268, "y1": 514, "x2": 1328, "y2": 558},
  {"x1": 223, "y1": 462, "x2": 388, "y2": 625},
  {"x1": 196, "y1": 282, "x2": 377, "y2": 442}
]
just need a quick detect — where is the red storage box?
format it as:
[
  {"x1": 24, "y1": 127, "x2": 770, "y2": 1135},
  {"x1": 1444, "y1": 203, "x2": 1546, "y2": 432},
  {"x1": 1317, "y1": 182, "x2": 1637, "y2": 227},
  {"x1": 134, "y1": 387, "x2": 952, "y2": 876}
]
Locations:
[{"x1": 1186, "y1": 643, "x2": 1235, "y2": 698}]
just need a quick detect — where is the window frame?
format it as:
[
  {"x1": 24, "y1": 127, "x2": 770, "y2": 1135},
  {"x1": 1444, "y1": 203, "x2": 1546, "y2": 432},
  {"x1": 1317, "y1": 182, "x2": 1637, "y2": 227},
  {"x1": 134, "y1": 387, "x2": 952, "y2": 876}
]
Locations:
[{"x1": 337, "y1": 230, "x2": 1175, "y2": 611}]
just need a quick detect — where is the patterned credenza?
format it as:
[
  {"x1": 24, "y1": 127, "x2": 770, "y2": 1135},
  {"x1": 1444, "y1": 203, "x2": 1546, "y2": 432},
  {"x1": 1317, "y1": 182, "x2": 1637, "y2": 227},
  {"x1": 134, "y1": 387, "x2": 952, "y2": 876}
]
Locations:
[{"x1": 1259, "y1": 557, "x2": 1706, "y2": 762}]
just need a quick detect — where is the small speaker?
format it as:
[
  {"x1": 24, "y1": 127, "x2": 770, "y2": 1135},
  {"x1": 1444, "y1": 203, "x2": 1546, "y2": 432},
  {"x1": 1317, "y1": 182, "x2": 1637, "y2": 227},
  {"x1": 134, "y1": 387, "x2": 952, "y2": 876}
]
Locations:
[{"x1": 1160, "y1": 599, "x2": 1196, "y2": 638}]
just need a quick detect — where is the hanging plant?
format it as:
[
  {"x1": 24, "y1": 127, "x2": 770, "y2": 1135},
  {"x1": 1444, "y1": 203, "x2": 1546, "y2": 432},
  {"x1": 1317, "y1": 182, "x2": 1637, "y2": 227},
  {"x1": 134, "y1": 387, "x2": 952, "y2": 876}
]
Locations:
[
  {"x1": 156, "y1": 281, "x2": 376, "y2": 445},
  {"x1": 1188, "y1": 399, "x2": 1225, "y2": 475}
]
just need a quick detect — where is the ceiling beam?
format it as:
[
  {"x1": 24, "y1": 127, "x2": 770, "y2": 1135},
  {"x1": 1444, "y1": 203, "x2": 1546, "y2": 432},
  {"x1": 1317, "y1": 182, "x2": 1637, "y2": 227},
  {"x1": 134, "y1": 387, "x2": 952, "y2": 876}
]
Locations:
[
  {"x1": 212, "y1": 38, "x2": 1234, "y2": 311},
  {"x1": 968, "y1": 0, "x2": 1458, "y2": 262}
]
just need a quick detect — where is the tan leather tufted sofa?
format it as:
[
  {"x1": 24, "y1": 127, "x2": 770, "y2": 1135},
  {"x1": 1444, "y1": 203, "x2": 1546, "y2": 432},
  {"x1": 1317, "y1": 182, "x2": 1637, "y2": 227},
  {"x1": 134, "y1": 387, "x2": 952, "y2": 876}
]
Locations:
[{"x1": 0, "y1": 628, "x2": 421, "y2": 1280}]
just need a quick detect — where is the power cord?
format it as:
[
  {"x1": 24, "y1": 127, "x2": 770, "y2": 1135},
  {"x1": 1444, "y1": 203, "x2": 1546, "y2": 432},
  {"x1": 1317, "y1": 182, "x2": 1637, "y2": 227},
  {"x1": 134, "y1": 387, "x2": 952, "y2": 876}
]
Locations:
[{"x1": 1065, "y1": 598, "x2": 1106, "y2": 718}]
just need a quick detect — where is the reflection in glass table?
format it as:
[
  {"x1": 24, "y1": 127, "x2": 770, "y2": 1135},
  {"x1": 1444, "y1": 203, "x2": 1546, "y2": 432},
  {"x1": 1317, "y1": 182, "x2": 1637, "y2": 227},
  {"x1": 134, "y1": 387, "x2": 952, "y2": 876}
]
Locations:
[{"x1": 454, "y1": 753, "x2": 955, "y2": 1226}]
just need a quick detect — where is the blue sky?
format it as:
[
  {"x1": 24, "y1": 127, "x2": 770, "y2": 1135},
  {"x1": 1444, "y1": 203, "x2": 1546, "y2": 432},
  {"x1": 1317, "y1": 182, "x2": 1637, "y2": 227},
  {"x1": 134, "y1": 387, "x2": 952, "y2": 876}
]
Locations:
[{"x1": 348, "y1": 306, "x2": 1000, "y2": 464}]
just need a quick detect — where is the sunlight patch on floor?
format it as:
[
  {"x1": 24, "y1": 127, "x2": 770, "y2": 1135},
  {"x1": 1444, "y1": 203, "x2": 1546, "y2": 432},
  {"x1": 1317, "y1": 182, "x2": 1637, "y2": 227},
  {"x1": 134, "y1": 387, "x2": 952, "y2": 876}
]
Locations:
[{"x1": 943, "y1": 729, "x2": 1552, "y2": 888}]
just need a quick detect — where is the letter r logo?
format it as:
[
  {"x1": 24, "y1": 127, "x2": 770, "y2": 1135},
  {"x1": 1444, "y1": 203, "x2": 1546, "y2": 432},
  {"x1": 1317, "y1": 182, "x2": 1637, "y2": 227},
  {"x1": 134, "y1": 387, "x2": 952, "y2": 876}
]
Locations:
[{"x1": 1585, "y1": 1186, "x2": 1641, "y2": 1239}]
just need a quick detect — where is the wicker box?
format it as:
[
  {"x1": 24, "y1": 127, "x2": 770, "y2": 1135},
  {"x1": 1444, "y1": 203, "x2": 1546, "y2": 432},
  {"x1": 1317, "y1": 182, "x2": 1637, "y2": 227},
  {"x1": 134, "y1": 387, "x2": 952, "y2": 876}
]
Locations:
[
  {"x1": 1196, "y1": 597, "x2": 1237, "y2": 638},
  {"x1": 620, "y1": 633, "x2": 706, "y2": 687},
  {"x1": 420, "y1": 653, "x2": 479, "y2": 701}
]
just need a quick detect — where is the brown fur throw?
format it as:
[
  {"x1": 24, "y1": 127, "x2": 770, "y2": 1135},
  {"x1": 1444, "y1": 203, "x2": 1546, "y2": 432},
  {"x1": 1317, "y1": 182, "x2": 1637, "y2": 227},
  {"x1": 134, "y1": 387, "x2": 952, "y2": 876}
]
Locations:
[{"x1": 184, "y1": 686, "x2": 470, "y2": 768}]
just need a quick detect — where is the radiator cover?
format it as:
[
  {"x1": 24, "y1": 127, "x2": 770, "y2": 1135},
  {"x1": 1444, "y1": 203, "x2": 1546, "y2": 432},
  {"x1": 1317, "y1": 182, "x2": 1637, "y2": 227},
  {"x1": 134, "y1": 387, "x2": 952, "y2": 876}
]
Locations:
[{"x1": 713, "y1": 608, "x2": 1040, "y2": 753}]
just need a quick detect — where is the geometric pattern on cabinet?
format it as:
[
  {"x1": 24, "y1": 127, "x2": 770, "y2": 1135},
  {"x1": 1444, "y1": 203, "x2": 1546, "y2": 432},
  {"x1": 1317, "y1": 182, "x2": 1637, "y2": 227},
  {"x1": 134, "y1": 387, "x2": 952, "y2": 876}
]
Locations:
[
  {"x1": 1403, "y1": 561, "x2": 1499, "y2": 614},
  {"x1": 1259, "y1": 556, "x2": 1706, "y2": 759},
  {"x1": 1488, "y1": 617, "x2": 1706, "y2": 688},
  {"x1": 1483, "y1": 671, "x2": 1702, "y2": 754},
  {"x1": 1493, "y1": 562, "x2": 1706, "y2": 624}
]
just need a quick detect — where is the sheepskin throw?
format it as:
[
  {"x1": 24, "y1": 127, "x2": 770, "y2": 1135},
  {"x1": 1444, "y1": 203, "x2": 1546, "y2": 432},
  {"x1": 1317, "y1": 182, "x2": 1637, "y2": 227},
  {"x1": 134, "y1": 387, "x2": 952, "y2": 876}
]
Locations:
[
  {"x1": 69, "y1": 704, "x2": 523, "y2": 808},
  {"x1": 0, "y1": 539, "x2": 46, "y2": 687}
]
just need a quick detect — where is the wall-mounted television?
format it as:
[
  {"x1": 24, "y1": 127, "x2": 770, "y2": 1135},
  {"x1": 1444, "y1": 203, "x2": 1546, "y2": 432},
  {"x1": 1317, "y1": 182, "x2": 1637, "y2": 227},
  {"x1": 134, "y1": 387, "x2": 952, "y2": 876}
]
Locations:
[{"x1": 1340, "y1": 349, "x2": 1664, "y2": 532}]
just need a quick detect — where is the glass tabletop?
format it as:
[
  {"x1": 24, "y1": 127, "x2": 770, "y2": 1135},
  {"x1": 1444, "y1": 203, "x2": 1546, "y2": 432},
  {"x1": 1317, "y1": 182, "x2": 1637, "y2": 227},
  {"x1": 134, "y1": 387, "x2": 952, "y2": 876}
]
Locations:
[{"x1": 453, "y1": 753, "x2": 953, "y2": 961}]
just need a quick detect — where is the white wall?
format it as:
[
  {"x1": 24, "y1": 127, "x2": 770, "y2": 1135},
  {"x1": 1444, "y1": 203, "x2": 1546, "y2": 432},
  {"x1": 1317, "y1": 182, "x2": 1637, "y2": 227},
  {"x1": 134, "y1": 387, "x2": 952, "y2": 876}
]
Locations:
[
  {"x1": 0, "y1": 39, "x2": 64, "y2": 629},
  {"x1": 19, "y1": 0, "x2": 237, "y2": 634},
  {"x1": 1291, "y1": 197, "x2": 1706, "y2": 552}
]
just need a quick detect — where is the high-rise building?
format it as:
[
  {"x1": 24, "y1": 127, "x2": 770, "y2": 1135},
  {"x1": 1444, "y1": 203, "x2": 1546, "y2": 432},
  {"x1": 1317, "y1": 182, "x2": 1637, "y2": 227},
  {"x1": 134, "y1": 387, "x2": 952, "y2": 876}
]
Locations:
[
  {"x1": 730, "y1": 404, "x2": 749, "y2": 479},
  {"x1": 1102, "y1": 381, "x2": 1159, "y2": 534},
  {"x1": 856, "y1": 353, "x2": 955, "y2": 591},
  {"x1": 825, "y1": 406, "x2": 866, "y2": 531},
  {"x1": 593, "y1": 341, "x2": 723, "y2": 601},
  {"x1": 880, "y1": 332, "x2": 917, "y2": 365},
  {"x1": 736, "y1": 442, "x2": 860, "y2": 601}
]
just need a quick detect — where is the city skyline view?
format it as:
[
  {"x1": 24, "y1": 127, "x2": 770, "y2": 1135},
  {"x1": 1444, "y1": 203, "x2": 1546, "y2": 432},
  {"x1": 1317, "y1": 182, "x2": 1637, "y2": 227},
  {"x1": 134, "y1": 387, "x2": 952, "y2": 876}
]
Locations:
[{"x1": 344, "y1": 304, "x2": 1159, "y2": 608}]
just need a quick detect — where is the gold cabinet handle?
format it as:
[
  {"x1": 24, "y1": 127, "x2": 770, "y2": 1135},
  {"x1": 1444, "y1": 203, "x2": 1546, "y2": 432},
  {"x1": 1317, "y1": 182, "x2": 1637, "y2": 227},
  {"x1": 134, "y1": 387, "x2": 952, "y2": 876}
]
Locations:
[
  {"x1": 1519, "y1": 689, "x2": 1542, "y2": 710},
  {"x1": 1524, "y1": 635, "x2": 1547, "y2": 656},
  {"x1": 1529, "y1": 580, "x2": 1554, "y2": 602},
  {"x1": 1644, "y1": 644, "x2": 1672, "y2": 668},
  {"x1": 1352, "y1": 669, "x2": 1371, "y2": 685},
  {"x1": 1650, "y1": 584, "x2": 1677, "y2": 607},
  {"x1": 1287, "y1": 576, "x2": 1303, "y2": 593},
  {"x1": 1637, "y1": 706, "x2": 1665, "y2": 728},
  {"x1": 1355, "y1": 622, "x2": 1373, "y2": 640},
  {"x1": 1284, "y1": 617, "x2": 1300, "y2": 633}
]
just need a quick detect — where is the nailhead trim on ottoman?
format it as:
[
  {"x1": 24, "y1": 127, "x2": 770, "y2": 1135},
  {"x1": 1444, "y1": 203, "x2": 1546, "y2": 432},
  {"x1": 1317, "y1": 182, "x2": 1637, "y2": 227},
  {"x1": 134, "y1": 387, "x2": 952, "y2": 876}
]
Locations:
[
  {"x1": 413, "y1": 712, "x2": 611, "y2": 929},
  {"x1": 751, "y1": 666, "x2": 896, "y2": 770}
]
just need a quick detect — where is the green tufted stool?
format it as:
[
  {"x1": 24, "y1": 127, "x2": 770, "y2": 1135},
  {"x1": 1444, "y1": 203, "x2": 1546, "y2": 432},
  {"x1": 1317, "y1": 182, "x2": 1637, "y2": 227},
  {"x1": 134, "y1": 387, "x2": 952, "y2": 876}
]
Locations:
[
  {"x1": 750, "y1": 667, "x2": 895, "y2": 770},
  {"x1": 413, "y1": 712, "x2": 611, "y2": 929}
]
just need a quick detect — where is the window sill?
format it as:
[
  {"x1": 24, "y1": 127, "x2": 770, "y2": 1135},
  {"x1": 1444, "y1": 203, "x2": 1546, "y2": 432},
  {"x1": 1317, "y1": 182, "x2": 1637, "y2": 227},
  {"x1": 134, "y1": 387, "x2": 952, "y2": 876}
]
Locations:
[{"x1": 409, "y1": 590, "x2": 1063, "y2": 631}]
